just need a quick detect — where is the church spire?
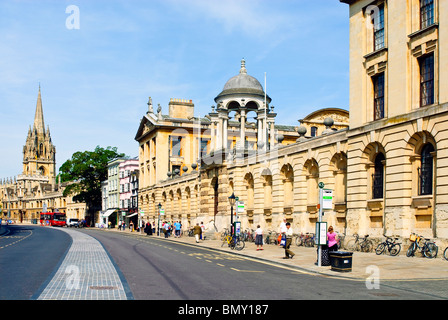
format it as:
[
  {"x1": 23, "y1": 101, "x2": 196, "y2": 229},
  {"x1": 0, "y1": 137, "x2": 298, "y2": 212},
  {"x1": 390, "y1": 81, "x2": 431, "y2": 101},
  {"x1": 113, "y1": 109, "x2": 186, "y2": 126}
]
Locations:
[{"x1": 33, "y1": 84, "x2": 45, "y2": 135}]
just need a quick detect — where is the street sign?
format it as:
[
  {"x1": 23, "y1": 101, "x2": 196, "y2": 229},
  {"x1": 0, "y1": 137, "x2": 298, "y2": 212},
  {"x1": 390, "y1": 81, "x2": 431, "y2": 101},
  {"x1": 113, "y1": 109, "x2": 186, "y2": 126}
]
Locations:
[
  {"x1": 318, "y1": 182, "x2": 325, "y2": 189},
  {"x1": 315, "y1": 222, "x2": 328, "y2": 245},
  {"x1": 236, "y1": 201, "x2": 245, "y2": 214},
  {"x1": 322, "y1": 189, "x2": 333, "y2": 210},
  {"x1": 160, "y1": 209, "x2": 165, "y2": 216}
]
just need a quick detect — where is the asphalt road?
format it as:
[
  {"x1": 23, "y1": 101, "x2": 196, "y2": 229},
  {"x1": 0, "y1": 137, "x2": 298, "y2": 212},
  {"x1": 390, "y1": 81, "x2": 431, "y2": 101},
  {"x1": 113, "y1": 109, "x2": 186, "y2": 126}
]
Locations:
[
  {"x1": 0, "y1": 225, "x2": 71, "y2": 300},
  {"x1": 1, "y1": 225, "x2": 446, "y2": 302},
  {"x1": 83, "y1": 229, "x2": 444, "y2": 300}
]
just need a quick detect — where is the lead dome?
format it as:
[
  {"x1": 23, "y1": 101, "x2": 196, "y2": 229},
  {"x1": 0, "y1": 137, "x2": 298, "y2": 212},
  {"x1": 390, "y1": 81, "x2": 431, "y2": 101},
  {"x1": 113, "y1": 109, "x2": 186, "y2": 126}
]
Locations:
[{"x1": 214, "y1": 59, "x2": 271, "y2": 104}]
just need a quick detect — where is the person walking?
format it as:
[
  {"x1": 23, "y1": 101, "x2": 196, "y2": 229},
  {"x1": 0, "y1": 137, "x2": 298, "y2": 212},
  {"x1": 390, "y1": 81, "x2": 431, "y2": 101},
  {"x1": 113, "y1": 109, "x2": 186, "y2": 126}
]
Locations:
[
  {"x1": 255, "y1": 225, "x2": 263, "y2": 251},
  {"x1": 200, "y1": 222, "x2": 205, "y2": 240},
  {"x1": 144, "y1": 222, "x2": 152, "y2": 236},
  {"x1": 193, "y1": 223, "x2": 202, "y2": 243},
  {"x1": 283, "y1": 222, "x2": 295, "y2": 259}
]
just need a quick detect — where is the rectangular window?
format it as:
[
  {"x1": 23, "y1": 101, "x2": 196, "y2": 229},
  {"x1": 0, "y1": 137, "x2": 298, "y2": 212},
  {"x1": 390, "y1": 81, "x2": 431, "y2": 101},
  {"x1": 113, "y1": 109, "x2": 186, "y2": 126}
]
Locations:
[
  {"x1": 420, "y1": 0, "x2": 435, "y2": 29},
  {"x1": 171, "y1": 136, "x2": 182, "y2": 156},
  {"x1": 419, "y1": 53, "x2": 434, "y2": 107},
  {"x1": 373, "y1": 4, "x2": 385, "y2": 51},
  {"x1": 373, "y1": 73, "x2": 385, "y2": 120},
  {"x1": 200, "y1": 139, "x2": 209, "y2": 157}
]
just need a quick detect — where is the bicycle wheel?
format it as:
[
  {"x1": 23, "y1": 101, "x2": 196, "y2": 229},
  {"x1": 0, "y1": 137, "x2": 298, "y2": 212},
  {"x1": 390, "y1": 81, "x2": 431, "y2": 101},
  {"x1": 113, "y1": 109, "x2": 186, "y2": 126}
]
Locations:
[
  {"x1": 345, "y1": 239, "x2": 357, "y2": 251},
  {"x1": 305, "y1": 238, "x2": 315, "y2": 247},
  {"x1": 375, "y1": 243, "x2": 386, "y2": 255},
  {"x1": 363, "y1": 240, "x2": 374, "y2": 253},
  {"x1": 444, "y1": 247, "x2": 448, "y2": 261},
  {"x1": 406, "y1": 242, "x2": 416, "y2": 257},
  {"x1": 295, "y1": 236, "x2": 303, "y2": 247},
  {"x1": 234, "y1": 238, "x2": 245, "y2": 251},
  {"x1": 423, "y1": 243, "x2": 438, "y2": 259},
  {"x1": 389, "y1": 243, "x2": 401, "y2": 256}
]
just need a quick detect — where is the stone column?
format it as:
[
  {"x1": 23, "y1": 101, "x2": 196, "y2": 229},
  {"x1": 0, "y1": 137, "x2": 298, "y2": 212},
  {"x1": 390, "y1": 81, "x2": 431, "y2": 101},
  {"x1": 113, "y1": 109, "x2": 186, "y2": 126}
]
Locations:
[{"x1": 240, "y1": 108, "x2": 246, "y2": 149}]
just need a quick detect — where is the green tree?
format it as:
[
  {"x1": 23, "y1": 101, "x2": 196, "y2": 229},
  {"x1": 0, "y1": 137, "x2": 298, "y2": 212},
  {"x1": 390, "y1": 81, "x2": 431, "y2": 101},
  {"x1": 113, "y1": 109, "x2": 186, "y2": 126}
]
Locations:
[{"x1": 59, "y1": 146, "x2": 125, "y2": 224}]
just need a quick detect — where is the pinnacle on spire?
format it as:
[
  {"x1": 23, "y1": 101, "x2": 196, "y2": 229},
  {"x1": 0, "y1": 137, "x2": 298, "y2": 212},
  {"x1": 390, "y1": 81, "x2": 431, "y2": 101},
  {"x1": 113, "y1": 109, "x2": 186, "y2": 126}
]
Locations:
[
  {"x1": 240, "y1": 58, "x2": 247, "y2": 74},
  {"x1": 33, "y1": 85, "x2": 46, "y2": 135}
]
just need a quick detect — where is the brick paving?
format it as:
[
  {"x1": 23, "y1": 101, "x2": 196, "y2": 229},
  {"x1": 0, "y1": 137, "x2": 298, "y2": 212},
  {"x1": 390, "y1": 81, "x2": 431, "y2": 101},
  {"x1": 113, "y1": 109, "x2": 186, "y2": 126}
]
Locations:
[{"x1": 36, "y1": 228, "x2": 129, "y2": 300}]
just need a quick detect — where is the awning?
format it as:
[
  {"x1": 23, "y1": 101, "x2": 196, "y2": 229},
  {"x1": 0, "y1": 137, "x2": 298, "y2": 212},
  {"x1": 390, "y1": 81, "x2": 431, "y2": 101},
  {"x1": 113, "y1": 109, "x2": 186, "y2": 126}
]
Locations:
[
  {"x1": 126, "y1": 212, "x2": 138, "y2": 218},
  {"x1": 102, "y1": 209, "x2": 116, "y2": 218}
]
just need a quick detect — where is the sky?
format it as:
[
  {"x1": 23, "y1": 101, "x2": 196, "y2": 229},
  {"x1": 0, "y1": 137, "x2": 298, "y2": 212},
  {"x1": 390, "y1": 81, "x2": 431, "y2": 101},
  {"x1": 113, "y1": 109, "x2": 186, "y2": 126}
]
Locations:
[{"x1": 0, "y1": 0, "x2": 350, "y2": 179}]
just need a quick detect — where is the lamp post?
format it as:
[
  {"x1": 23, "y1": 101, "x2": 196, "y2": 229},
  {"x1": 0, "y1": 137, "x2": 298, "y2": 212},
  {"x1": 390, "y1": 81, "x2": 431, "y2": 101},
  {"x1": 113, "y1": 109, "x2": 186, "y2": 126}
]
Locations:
[
  {"x1": 157, "y1": 203, "x2": 162, "y2": 236},
  {"x1": 228, "y1": 193, "x2": 236, "y2": 236}
]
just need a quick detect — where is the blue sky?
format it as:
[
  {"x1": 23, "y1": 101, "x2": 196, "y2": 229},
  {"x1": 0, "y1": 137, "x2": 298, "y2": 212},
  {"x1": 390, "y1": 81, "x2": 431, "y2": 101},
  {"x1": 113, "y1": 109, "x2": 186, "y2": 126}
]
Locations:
[{"x1": 0, "y1": 0, "x2": 350, "y2": 179}]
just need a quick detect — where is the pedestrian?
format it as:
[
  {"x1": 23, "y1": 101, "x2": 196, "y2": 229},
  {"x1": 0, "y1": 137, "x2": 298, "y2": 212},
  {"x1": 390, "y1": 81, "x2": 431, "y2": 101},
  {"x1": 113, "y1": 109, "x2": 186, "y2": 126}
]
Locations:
[
  {"x1": 327, "y1": 226, "x2": 338, "y2": 252},
  {"x1": 174, "y1": 221, "x2": 181, "y2": 238},
  {"x1": 193, "y1": 223, "x2": 202, "y2": 243},
  {"x1": 200, "y1": 221, "x2": 205, "y2": 240},
  {"x1": 130, "y1": 221, "x2": 134, "y2": 232},
  {"x1": 144, "y1": 222, "x2": 152, "y2": 236},
  {"x1": 283, "y1": 222, "x2": 295, "y2": 259},
  {"x1": 164, "y1": 221, "x2": 170, "y2": 238},
  {"x1": 255, "y1": 225, "x2": 263, "y2": 251}
]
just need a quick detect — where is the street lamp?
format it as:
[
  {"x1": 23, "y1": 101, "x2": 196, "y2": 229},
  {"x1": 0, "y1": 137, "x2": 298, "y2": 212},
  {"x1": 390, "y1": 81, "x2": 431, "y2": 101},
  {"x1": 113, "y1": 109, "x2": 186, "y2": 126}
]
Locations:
[
  {"x1": 157, "y1": 203, "x2": 162, "y2": 236},
  {"x1": 228, "y1": 193, "x2": 236, "y2": 236}
]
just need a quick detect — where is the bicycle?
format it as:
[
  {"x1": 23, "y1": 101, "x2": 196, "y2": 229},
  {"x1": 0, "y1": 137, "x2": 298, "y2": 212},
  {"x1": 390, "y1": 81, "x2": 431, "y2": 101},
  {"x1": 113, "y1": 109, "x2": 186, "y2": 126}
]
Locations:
[
  {"x1": 345, "y1": 234, "x2": 373, "y2": 252},
  {"x1": 375, "y1": 236, "x2": 401, "y2": 256},
  {"x1": 304, "y1": 233, "x2": 315, "y2": 247},
  {"x1": 265, "y1": 230, "x2": 279, "y2": 245},
  {"x1": 221, "y1": 234, "x2": 245, "y2": 251},
  {"x1": 406, "y1": 233, "x2": 438, "y2": 258},
  {"x1": 220, "y1": 228, "x2": 230, "y2": 241},
  {"x1": 444, "y1": 247, "x2": 448, "y2": 261}
]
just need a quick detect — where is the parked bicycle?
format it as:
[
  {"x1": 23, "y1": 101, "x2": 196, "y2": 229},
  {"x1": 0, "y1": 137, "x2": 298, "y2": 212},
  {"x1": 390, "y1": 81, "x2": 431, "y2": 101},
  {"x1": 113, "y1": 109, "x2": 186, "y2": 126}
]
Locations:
[
  {"x1": 265, "y1": 230, "x2": 279, "y2": 245},
  {"x1": 375, "y1": 236, "x2": 401, "y2": 256},
  {"x1": 345, "y1": 234, "x2": 373, "y2": 252},
  {"x1": 406, "y1": 233, "x2": 438, "y2": 258},
  {"x1": 221, "y1": 234, "x2": 245, "y2": 251}
]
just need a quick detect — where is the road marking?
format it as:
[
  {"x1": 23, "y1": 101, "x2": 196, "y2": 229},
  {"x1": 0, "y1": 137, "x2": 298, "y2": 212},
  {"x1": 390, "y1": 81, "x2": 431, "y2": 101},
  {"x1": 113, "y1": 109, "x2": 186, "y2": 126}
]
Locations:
[
  {"x1": 0, "y1": 230, "x2": 33, "y2": 250},
  {"x1": 230, "y1": 268, "x2": 265, "y2": 273}
]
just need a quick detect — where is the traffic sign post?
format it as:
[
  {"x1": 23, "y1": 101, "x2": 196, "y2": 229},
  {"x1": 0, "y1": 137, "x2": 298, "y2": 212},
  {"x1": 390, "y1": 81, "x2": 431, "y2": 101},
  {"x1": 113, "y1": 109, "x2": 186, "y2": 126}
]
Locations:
[{"x1": 317, "y1": 183, "x2": 333, "y2": 267}]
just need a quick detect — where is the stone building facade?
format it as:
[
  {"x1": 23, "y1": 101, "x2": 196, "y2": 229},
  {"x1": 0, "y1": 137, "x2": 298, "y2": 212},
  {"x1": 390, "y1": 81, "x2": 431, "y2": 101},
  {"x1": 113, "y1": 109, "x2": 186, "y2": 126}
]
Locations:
[
  {"x1": 135, "y1": 0, "x2": 448, "y2": 247},
  {"x1": 0, "y1": 87, "x2": 86, "y2": 223},
  {"x1": 135, "y1": 61, "x2": 350, "y2": 234}
]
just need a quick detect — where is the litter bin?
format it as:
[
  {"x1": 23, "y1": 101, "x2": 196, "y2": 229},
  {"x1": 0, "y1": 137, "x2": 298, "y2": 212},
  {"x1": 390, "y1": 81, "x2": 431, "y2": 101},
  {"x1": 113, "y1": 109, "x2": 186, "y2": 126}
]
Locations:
[{"x1": 330, "y1": 251, "x2": 353, "y2": 272}]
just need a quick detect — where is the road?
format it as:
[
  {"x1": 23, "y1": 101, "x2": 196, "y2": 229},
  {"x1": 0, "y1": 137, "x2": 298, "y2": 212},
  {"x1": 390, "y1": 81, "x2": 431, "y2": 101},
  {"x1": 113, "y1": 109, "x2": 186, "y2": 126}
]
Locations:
[
  {"x1": 1, "y1": 225, "x2": 447, "y2": 302},
  {"x1": 83, "y1": 229, "x2": 446, "y2": 300},
  {"x1": 0, "y1": 225, "x2": 71, "y2": 300}
]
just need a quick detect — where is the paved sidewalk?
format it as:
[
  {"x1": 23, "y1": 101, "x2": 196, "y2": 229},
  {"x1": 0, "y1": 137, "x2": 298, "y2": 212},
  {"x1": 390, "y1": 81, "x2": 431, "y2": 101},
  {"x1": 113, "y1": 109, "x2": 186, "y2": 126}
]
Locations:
[
  {"x1": 114, "y1": 229, "x2": 448, "y2": 282},
  {"x1": 36, "y1": 228, "x2": 131, "y2": 300}
]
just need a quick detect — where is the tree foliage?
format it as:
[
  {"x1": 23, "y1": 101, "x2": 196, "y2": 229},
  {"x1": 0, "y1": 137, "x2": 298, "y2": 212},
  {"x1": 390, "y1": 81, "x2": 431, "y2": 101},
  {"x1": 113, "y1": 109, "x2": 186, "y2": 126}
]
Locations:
[{"x1": 59, "y1": 146, "x2": 125, "y2": 210}]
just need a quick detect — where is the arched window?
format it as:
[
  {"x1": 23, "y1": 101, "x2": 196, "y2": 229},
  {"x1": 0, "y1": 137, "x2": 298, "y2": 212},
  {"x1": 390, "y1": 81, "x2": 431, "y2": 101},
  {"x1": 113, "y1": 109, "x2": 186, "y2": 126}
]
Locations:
[
  {"x1": 419, "y1": 144, "x2": 434, "y2": 195},
  {"x1": 372, "y1": 153, "x2": 385, "y2": 199}
]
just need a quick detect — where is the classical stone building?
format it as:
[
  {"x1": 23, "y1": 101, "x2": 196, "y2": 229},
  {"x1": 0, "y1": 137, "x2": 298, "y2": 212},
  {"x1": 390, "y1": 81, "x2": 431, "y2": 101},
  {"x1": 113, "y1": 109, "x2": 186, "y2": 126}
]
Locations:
[
  {"x1": 340, "y1": 0, "x2": 448, "y2": 242},
  {"x1": 0, "y1": 87, "x2": 86, "y2": 223},
  {"x1": 135, "y1": 61, "x2": 350, "y2": 234},
  {"x1": 135, "y1": 0, "x2": 448, "y2": 247}
]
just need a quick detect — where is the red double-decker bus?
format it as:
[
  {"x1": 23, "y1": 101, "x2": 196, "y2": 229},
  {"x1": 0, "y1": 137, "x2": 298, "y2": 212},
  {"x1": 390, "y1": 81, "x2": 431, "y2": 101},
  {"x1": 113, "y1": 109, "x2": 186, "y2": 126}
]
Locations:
[{"x1": 40, "y1": 212, "x2": 67, "y2": 227}]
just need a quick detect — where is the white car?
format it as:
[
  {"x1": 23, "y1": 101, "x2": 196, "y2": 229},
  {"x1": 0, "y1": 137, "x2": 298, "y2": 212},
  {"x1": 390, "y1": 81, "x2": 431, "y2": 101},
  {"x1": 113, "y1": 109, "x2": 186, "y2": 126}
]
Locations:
[{"x1": 67, "y1": 218, "x2": 79, "y2": 227}]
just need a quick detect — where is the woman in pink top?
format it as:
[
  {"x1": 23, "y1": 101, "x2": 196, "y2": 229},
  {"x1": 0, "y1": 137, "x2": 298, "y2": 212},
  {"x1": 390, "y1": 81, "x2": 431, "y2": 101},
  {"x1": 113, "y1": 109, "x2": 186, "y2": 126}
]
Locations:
[{"x1": 327, "y1": 226, "x2": 339, "y2": 251}]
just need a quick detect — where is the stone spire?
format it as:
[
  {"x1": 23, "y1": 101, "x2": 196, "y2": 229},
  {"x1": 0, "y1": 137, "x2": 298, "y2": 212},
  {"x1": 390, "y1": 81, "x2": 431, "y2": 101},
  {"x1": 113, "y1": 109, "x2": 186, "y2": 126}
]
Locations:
[{"x1": 33, "y1": 85, "x2": 45, "y2": 135}]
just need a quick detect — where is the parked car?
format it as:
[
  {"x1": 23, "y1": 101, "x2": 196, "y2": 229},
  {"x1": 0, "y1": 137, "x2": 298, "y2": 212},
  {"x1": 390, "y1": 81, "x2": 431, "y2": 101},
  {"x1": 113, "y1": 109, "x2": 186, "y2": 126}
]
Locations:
[{"x1": 67, "y1": 218, "x2": 79, "y2": 227}]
